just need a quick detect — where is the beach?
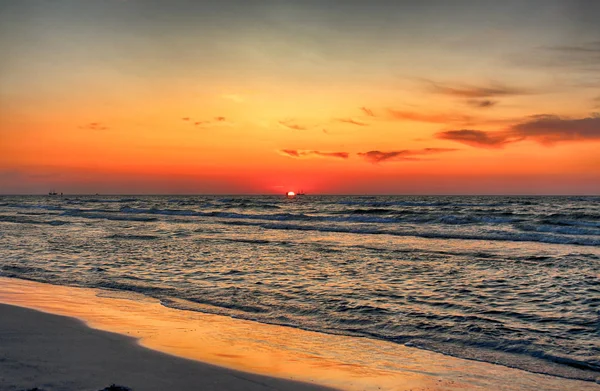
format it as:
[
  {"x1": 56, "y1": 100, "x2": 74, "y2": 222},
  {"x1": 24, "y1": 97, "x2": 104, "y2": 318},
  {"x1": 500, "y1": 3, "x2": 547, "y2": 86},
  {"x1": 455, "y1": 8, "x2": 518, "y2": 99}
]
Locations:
[
  {"x1": 1, "y1": 277, "x2": 597, "y2": 391},
  {"x1": 0, "y1": 303, "x2": 330, "y2": 391}
]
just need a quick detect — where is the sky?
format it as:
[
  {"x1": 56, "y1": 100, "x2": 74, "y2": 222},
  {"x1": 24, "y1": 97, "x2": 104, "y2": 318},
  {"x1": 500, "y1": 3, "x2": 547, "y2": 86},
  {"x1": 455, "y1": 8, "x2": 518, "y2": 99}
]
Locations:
[{"x1": 1, "y1": 0, "x2": 600, "y2": 195}]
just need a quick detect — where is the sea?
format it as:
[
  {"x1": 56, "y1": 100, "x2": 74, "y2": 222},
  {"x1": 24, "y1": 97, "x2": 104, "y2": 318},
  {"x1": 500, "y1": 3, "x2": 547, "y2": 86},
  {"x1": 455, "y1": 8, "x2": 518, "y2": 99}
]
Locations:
[{"x1": 0, "y1": 195, "x2": 598, "y2": 383}]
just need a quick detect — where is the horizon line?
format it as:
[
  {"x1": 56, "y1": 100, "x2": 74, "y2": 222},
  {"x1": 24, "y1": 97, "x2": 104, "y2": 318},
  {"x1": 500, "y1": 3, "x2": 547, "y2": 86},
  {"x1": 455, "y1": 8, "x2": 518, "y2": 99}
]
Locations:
[{"x1": 0, "y1": 193, "x2": 598, "y2": 197}]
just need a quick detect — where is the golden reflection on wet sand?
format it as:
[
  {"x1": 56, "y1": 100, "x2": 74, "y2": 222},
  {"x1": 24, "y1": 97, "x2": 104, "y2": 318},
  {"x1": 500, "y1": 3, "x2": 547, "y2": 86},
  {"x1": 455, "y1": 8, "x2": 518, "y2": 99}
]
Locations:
[{"x1": 0, "y1": 277, "x2": 595, "y2": 391}]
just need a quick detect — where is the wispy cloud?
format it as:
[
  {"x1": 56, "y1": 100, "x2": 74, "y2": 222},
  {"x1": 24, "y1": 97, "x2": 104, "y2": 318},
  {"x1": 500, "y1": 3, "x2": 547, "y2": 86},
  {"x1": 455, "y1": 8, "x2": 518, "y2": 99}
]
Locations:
[
  {"x1": 436, "y1": 129, "x2": 519, "y2": 148},
  {"x1": 425, "y1": 80, "x2": 530, "y2": 98},
  {"x1": 357, "y1": 148, "x2": 458, "y2": 163},
  {"x1": 79, "y1": 122, "x2": 108, "y2": 131},
  {"x1": 388, "y1": 109, "x2": 473, "y2": 124},
  {"x1": 279, "y1": 149, "x2": 349, "y2": 159},
  {"x1": 512, "y1": 114, "x2": 600, "y2": 144},
  {"x1": 513, "y1": 42, "x2": 600, "y2": 73},
  {"x1": 336, "y1": 118, "x2": 369, "y2": 126},
  {"x1": 544, "y1": 42, "x2": 600, "y2": 64},
  {"x1": 437, "y1": 114, "x2": 600, "y2": 148},
  {"x1": 278, "y1": 120, "x2": 309, "y2": 131},
  {"x1": 466, "y1": 99, "x2": 498, "y2": 109},
  {"x1": 360, "y1": 107, "x2": 375, "y2": 117},
  {"x1": 182, "y1": 116, "x2": 232, "y2": 128}
]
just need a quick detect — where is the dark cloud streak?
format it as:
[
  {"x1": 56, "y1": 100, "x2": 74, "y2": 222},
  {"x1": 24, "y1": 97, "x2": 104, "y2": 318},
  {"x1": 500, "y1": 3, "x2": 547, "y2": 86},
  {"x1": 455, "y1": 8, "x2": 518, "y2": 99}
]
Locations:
[
  {"x1": 181, "y1": 116, "x2": 229, "y2": 128},
  {"x1": 437, "y1": 114, "x2": 600, "y2": 148},
  {"x1": 279, "y1": 149, "x2": 349, "y2": 159},
  {"x1": 388, "y1": 109, "x2": 472, "y2": 124},
  {"x1": 436, "y1": 129, "x2": 518, "y2": 148},
  {"x1": 360, "y1": 107, "x2": 375, "y2": 117},
  {"x1": 466, "y1": 99, "x2": 497, "y2": 108},
  {"x1": 358, "y1": 148, "x2": 457, "y2": 163},
  {"x1": 79, "y1": 122, "x2": 108, "y2": 131},
  {"x1": 337, "y1": 118, "x2": 369, "y2": 126},
  {"x1": 279, "y1": 120, "x2": 308, "y2": 131},
  {"x1": 425, "y1": 80, "x2": 530, "y2": 98}
]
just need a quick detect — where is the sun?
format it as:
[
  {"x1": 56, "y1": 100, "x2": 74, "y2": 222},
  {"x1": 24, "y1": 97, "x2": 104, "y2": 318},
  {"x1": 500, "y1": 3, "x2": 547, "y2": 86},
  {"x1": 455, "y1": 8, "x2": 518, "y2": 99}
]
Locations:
[{"x1": 286, "y1": 191, "x2": 296, "y2": 198}]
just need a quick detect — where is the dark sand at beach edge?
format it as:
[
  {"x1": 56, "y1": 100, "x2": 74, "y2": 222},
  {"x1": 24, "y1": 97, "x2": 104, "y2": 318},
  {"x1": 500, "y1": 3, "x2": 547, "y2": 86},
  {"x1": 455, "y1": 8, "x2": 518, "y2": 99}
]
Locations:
[{"x1": 0, "y1": 304, "x2": 333, "y2": 391}]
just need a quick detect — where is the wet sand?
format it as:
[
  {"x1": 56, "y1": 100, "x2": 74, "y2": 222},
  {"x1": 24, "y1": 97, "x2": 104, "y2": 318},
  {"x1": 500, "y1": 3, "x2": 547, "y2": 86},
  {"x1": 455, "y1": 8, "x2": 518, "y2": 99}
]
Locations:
[
  {"x1": 0, "y1": 304, "x2": 331, "y2": 391},
  {"x1": 0, "y1": 277, "x2": 597, "y2": 391}
]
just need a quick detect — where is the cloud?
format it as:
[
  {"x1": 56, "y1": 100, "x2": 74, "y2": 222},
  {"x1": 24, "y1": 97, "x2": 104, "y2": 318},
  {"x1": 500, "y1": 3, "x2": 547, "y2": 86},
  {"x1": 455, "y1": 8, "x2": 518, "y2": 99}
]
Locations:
[
  {"x1": 357, "y1": 148, "x2": 458, "y2": 163},
  {"x1": 336, "y1": 118, "x2": 369, "y2": 126},
  {"x1": 388, "y1": 109, "x2": 473, "y2": 124},
  {"x1": 466, "y1": 99, "x2": 498, "y2": 109},
  {"x1": 279, "y1": 149, "x2": 349, "y2": 159},
  {"x1": 512, "y1": 114, "x2": 600, "y2": 144},
  {"x1": 278, "y1": 120, "x2": 309, "y2": 131},
  {"x1": 436, "y1": 129, "x2": 518, "y2": 148},
  {"x1": 514, "y1": 42, "x2": 600, "y2": 73},
  {"x1": 181, "y1": 116, "x2": 231, "y2": 128},
  {"x1": 425, "y1": 80, "x2": 530, "y2": 98},
  {"x1": 544, "y1": 42, "x2": 600, "y2": 66},
  {"x1": 360, "y1": 107, "x2": 375, "y2": 117},
  {"x1": 79, "y1": 122, "x2": 108, "y2": 131},
  {"x1": 436, "y1": 114, "x2": 600, "y2": 148},
  {"x1": 547, "y1": 42, "x2": 600, "y2": 54}
]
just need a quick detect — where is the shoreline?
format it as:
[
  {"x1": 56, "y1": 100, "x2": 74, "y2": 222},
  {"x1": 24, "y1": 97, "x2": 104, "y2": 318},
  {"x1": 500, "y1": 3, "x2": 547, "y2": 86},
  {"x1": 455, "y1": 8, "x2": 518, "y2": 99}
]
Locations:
[
  {"x1": 0, "y1": 303, "x2": 331, "y2": 391},
  {"x1": 0, "y1": 277, "x2": 598, "y2": 391}
]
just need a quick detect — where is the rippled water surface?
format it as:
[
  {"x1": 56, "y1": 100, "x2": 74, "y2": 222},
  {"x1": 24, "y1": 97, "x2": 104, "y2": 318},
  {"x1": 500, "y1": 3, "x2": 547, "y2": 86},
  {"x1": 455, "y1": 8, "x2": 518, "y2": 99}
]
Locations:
[{"x1": 0, "y1": 195, "x2": 599, "y2": 382}]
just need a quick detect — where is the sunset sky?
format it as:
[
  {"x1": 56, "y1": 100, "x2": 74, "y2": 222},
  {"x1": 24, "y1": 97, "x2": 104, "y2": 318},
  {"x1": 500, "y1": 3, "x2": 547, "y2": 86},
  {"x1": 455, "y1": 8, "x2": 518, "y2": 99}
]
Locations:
[{"x1": 1, "y1": 0, "x2": 599, "y2": 194}]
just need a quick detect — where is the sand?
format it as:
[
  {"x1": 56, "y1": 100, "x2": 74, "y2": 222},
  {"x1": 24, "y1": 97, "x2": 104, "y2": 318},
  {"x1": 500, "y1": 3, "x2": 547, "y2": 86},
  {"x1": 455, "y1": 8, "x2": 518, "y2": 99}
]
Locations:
[
  {"x1": 0, "y1": 277, "x2": 598, "y2": 391},
  {"x1": 0, "y1": 304, "x2": 331, "y2": 391}
]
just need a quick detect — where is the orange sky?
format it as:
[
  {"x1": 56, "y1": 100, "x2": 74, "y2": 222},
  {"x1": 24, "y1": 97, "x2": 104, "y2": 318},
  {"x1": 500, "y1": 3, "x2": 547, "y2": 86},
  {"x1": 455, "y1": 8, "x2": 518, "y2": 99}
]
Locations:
[{"x1": 1, "y1": 1, "x2": 599, "y2": 194}]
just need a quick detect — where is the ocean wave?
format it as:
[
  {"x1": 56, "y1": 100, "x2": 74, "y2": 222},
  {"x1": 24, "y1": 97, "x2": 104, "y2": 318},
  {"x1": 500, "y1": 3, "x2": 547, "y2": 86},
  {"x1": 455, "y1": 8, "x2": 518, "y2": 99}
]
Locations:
[
  {"x1": 115, "y1": 206, "x2": 523, "y2": 226},
  {"x1": 337, "y1": 199, "x2": 512, "y2": 208},
  {"x1": 220, "y1": 220, "x2": 600, "y2": 246},
  {"x1": 338, "y1": 200, "x2": 453, "y2": 207},
  {"x1": 106, "y1": 234, "x2": 160, "y2": 240},
  {"x1": 517, "y1": 224, "x2": 600, "y2": 236},
  {"x1": 62, "y1": 209, "x2": 158, "y2": 222},
  {"x1": 540, "y1": 218, "x2": 600, "y2": 228},
  {"x1": 3, "y1": 203, "x2": 64, "y2": 211},
  {"x1": 0, "y1": 215, "x2": 70, "y2": 226},
  {"x1": 349, "y1": 208, "x2": 395, "y2": 214},
  {"x1": 71, "y1": 198, "x2": 139, "y2": 203}
]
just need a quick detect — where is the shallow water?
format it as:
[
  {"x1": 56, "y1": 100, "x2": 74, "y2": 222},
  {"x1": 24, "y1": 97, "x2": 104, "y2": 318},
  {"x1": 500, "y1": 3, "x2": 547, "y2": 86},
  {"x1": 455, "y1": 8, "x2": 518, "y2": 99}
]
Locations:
[{"x1": 0, "y1": 195, "x2": 599, "y2": 382}]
